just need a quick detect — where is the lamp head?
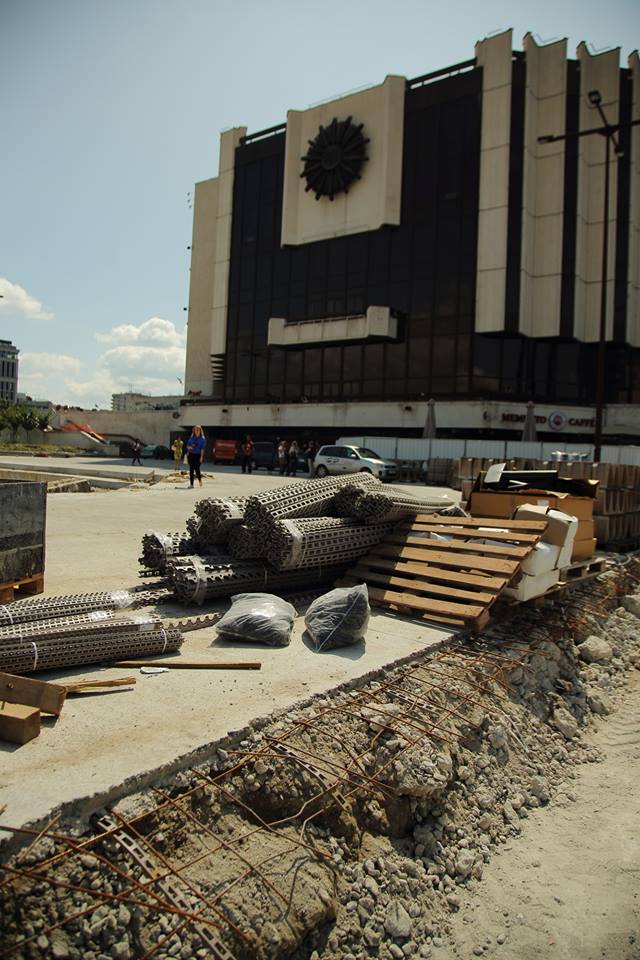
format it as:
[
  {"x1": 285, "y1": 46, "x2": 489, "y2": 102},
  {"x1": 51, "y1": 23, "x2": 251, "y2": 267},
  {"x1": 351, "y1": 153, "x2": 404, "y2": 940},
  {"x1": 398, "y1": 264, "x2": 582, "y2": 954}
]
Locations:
[{"x1": 588, "y1": 89, "x2": 602, "y2": 106}]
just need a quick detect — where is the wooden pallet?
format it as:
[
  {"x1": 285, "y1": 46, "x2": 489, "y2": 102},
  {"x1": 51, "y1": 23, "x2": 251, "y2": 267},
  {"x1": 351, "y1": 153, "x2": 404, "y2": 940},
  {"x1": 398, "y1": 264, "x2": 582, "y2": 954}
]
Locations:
[
  {"x1": 558, "y1": 557, "x2": 607, "y2": 583},
  {"x1": 340, "y1": 513, "x2": 548, "y2": 632},
  {"x1": 0, "y1": 573, "x2": 45, "y2": 604}
]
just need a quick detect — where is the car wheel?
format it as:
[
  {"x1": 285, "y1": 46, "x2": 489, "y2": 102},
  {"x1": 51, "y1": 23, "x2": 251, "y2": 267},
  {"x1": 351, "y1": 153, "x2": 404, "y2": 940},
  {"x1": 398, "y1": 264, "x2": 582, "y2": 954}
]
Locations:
[
  {"x1": 359, "y1": 468, "x2": 373, "y2": 474},
  {"x1": 315, "y1": 465, "x2": 328, "y2": 478}
]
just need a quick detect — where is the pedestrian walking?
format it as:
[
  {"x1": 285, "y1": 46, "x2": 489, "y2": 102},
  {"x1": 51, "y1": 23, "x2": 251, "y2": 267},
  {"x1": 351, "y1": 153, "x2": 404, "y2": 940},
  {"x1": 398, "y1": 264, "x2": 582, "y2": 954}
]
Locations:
[
  {"x1": 131, "y1": 439, "x2": 143, "y2": 466},
  {"x1": 288, "y1": 440, "x2": 299, "y2": 477},
  {"x1": 277, "y1": 439, "x2": 288, "y2": 475},
  {"x1": 171, "y1": 437, "x2": 184, "y2": 472},
  {"x1": 186, "y1": 425, "x2": 206, "y2": 488},
  {"x1": 241, "y1": 435, "x2": 254, "y2": 474}
]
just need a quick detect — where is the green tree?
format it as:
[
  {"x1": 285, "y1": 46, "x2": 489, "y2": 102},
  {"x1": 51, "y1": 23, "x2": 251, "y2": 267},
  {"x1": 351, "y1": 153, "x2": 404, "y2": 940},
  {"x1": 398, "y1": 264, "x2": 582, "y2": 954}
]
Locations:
[
  {"x1": 36, "y1": 411, "x2": 51, "y2": 432},
  {"x1": 1, "y1": 404, "x2": 29, "y2": 443},
  {"x1": 22, "y1": 409, "x2": 41, "y2": 440}
]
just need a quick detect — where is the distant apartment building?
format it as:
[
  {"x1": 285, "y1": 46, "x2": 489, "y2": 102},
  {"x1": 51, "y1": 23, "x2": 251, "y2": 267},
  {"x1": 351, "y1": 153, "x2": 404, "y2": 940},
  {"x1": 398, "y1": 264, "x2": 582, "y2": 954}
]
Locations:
[
  {"x1": 0, "y1": 340, "x2": 19, "y2": 403},
  {"x1": 111, "y1": 392, "x2": 181, "y2": 412}
]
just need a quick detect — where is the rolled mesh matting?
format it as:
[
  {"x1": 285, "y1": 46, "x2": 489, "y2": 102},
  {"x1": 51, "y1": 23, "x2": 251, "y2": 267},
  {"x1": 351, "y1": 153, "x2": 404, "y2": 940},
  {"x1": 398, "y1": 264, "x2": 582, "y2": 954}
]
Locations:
[
  {"x1": 166, "y1": 556, "x2": 347, "y2": 604},
  {"x1": 0, "y1": 609, "x2": 115, "y2": 643},
  {"x1": 0, "y1": 618, "x2": 183, "y2": 674},
  {"x1": 139, "y1": 531, "x2": 195, "y2": 573},
  {"x1": 264, "y1": 518, "x2": 395, "y2": 570},
  {"x1": 227, "y1": 524, "x2": 264, "y2": 561},
  {"x1": 185, "y1": 497, "x2": 247, "y2": 547},
  {"x1": 243, "y1": 473, "x2": 381, "y2": 533},
  {"x1": 0, "y1": 591, "x2": 134, "y2": 628}
]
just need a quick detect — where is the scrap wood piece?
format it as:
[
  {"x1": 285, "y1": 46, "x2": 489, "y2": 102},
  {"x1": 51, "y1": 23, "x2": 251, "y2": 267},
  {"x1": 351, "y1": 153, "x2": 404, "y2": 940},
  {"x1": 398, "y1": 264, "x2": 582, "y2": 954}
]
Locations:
[
  {"x1": 389, "y1": 532, "x2": 530, "y2": 560},
  {"x1": 0, "y1": 702, "x2": 41, "y2": 744},
  {"x1": 346, "y1": 564, "x2": 497, "y2": 605},
  {"x1": 353, "y1": 553, "x2": 508, "y2": 592},
  {"x1": 370, "y1": 542, "x2": 519, "y2": 576},
  {"x1": 414, "y1": 513, "x2": 548, "y2": 532},
  {"x1": 113, "y1": 660, "x2": 262, "y2": 670},
  {"x1": 63, "y1": 677, "x2": 137, "y2": 694},
  {"x1": 403, "y1": 521, "x2": 541, "y2": 545},
  {"x1": 0, "y1": 671, "x2": 66, "y2": 716}
]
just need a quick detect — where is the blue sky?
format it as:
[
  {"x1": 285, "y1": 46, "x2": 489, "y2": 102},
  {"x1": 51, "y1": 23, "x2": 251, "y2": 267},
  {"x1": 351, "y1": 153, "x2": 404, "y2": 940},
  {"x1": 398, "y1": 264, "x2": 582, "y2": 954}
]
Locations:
[{"x1": 1, "y1": 0, "x2": 638, "y2": 408}]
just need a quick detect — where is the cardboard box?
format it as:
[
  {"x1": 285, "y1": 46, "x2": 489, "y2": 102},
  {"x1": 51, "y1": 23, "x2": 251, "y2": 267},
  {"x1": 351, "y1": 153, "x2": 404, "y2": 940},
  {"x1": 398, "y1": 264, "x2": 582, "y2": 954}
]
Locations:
[
  {"x1": 504, "y1": 569, "x2": 559, "y2": 602},
  {"x1": 521, "y1": 541, "x2": 561, "y2": 576},
  {"x1": 470, "y1": 490, "x2": 594, "y2": 522},
  {"x1": 571, "y1": 538, "x2": 597, "y2": 562}
]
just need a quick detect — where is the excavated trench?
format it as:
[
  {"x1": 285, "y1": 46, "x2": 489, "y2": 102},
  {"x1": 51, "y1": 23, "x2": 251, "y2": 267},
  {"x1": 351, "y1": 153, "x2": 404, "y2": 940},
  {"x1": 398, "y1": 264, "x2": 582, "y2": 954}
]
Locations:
[{"x1": 2, "y1": 556, "x2": 640, "y2": 960}]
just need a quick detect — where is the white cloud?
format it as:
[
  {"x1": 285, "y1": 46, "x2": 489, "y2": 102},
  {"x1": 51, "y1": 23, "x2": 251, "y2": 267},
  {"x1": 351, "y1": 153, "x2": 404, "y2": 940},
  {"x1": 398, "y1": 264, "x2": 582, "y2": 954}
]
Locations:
[
  {"x1": 16, "y1": 318, "x2": 186, "y2": 407},
  {"x1": 96, "y1": 317, "x2": 185, "y2": 348},
  {"x1": 0, "y1": 278, "x2": 54, "y2": 321}
]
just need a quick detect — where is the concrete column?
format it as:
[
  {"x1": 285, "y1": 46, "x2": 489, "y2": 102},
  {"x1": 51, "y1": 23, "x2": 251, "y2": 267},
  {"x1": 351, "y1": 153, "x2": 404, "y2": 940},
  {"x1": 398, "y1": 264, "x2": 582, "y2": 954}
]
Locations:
[
  {"x1": 184, "y1": 177, "x2": 219, "y2": 395},
  {"x1": 474, "y1": 29, "x2": 513, "y2": 333},
  {"x1": 211, "y1": 127, "x2": 247, "y2": 363},
  {"x1": 574, "y1": 44, "x2": 620, "y2": 342},
  {"x1": 628, "y1": 51, "x2": 640, "y2": 347},
  {"x1": 519, "y1": 35, "x2": 567, "y2": 337}
]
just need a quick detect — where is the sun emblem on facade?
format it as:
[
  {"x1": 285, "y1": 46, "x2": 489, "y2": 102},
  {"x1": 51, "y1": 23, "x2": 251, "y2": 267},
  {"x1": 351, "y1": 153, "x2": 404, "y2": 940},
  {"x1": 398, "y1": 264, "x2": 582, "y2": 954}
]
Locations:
[{"x1": 300, "y1": 116, "x2": 369, "y2": 201}]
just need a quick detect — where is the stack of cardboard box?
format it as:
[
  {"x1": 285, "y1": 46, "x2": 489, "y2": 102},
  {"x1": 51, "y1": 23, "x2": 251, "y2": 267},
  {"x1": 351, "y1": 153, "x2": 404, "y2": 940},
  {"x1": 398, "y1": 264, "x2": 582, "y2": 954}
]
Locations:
[{"x1": 503, "y1": 505, "x2": 579, "y2": 601}]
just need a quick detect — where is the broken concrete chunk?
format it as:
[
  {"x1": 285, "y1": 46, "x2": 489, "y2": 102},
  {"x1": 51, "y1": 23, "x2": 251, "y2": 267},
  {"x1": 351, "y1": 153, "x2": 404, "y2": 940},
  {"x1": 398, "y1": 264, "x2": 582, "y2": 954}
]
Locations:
[
  {"x1": 586, "y1": 687, "x2": 612, "y2": 716},
  {"x1": 578, "y1": 635, "x2": 613, "y2": 664},
  {"x1": 622, "y1": 594, "x2": 640, "y2": 618},
  {"x1": 552, "y1": 707, "x2": 579, "y2": 740},
  {"x1": 384, "y1": 901, "x2": 412, "y2": 939}
]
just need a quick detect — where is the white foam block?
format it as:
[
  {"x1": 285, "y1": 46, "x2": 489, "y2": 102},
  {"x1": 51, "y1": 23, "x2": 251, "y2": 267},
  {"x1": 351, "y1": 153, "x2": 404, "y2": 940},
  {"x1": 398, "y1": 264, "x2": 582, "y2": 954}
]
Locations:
[
  {"x1": 521, "y1": 541, "x2": 561, "y2": 576},
  {"x1": 504, "y1": 569, "x2": 559, "y2": 601}
]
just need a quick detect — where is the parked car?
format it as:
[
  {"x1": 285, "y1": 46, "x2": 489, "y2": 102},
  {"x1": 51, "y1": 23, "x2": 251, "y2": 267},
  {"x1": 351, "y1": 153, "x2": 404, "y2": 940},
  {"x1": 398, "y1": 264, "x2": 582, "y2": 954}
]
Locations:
[
  {"x1": 251, "y1": 441, "x2": 278, "y2": 471},
  {"x1": 140, "y1": 444, "x2": 172, "y2": 459},
  {"x1": 213, "y1": 439, "x2": 241, "y2": 464},
  {"x1": 313, "y1": 445, "x2": 397, "y2": 481}
]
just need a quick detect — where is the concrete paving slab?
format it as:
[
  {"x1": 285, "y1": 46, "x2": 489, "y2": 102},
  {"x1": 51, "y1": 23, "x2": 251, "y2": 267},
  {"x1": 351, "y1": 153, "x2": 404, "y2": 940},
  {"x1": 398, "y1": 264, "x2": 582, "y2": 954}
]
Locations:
[{"x1": 0, "y1": 473, "x2": 459, "y2": 832}]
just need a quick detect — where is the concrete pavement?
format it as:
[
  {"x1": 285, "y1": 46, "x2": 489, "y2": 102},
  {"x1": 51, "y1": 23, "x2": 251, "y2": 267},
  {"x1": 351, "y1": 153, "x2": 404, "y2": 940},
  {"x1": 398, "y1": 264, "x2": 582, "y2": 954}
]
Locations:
[{"x1": 0, "y1": 472, "x2": 459, "y2": 834}]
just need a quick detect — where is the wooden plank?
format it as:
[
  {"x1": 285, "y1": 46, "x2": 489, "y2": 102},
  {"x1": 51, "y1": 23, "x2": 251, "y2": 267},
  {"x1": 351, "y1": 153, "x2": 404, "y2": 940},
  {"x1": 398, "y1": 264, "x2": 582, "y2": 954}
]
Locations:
[
  {"x1": 113, "y1": 660, "x2": 262, "y2": 670},
  {"x1": 347, "y1": 566, "x2": 497, "y2": 605},
  {"x1": 360, "y1": 584, "x2": 486, "y2": 620},
  {"x1": 64, "y1": 677, "x2": 137, "y2": 693},
  {"x1": 0, "y1": 703, "x2": 40, "y2": 744},
  {"x1": 414, "y1": 514, "x2": 548, "y2": 532},
  {"x1": 390, "y1": 533, "x2": 529, "y2": 560},
  {"x1": 369, "y1": 542, "x2": 519, "y2": 576},
  {"x1": 0, "y1": 672, "x2": 66, "y2": 716},
  {"x1": 403, "y1": 522, "x2": 540, "y2": 545},
  {"x1": 356, "y1": 554, "x2": 507, "y2": 592}
]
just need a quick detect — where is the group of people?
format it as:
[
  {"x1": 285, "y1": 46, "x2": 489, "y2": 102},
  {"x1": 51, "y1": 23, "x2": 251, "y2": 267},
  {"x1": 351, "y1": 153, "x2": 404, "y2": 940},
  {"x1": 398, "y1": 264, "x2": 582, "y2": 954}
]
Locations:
[
  {"x1": 161, "y1": 429, "x2": 319, "y2": 487},
  {"x1": 277, "y1": 438, "x2": 317, "y2": 476}
]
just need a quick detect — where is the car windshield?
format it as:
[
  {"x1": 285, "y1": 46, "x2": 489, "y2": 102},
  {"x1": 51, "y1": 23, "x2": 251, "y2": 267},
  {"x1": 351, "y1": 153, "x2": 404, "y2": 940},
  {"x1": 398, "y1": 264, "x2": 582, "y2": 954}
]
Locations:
[{"x1": 354, "y1": 447, "x2": 382, "y2": 460}]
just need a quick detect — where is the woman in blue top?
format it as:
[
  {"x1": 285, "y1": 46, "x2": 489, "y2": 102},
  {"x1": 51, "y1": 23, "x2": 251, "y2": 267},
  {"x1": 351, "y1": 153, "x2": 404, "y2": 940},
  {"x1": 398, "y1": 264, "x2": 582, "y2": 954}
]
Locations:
[{"x1": 186, "y1": 425, "x2": 206, "y2": 488}]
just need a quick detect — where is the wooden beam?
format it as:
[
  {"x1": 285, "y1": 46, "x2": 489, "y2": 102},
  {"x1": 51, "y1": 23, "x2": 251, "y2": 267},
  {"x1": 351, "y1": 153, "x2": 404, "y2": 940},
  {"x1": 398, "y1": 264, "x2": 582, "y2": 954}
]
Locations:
[
  {"x1": 388, "y1": 533, "x2": 529, "y2": 560},
  {"x1": 0, "y1": 672, "x2": 66, "y2": 716},
  {"x1": 0, "y1": 703, "x2": 41, "y2": 744},
  {"x1": 360, "y1": 584, "x2": 486, "y2": 620},
  {"x1": 64, "y1": 678, "x2": 137, "y2": 693},
  {"x1": 347, "y1": 566, "x2": 496, "y2": 605},
  {"x1": 112, "y1": 660, "x2": 262, "y2": 670},
  {"x1": 402, "y1": 522, "x2": 540, "y2": 545},
  {"x1": 414, "y1": 514, "x2": 548, "y2": 531}
]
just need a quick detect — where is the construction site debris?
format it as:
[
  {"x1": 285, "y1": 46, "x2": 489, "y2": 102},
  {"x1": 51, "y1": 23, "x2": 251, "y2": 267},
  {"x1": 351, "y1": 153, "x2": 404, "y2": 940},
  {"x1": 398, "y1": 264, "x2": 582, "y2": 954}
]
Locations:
[
  {"x1": 305, "y1": 583, "x2": 370, "y2": 651},
  {"x1": 1, "y1": 561, "x2": 638, "y2": 959},
  {"x1": 216, "y1": 593, "x2": 296, "y2": 647},
  {"x1": 0, "y1": 671, "x2": 66, "y2": 715},
  {"x1": 63, "y1": 677, "x2": 137, "y2": 694}
]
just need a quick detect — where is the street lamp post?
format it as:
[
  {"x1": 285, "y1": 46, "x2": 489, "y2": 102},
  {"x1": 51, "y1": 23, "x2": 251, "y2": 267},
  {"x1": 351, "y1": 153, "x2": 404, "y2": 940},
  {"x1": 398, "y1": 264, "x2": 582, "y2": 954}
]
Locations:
[{"x1": 538, "y1": 95, "x2": 639, "y2": 461}]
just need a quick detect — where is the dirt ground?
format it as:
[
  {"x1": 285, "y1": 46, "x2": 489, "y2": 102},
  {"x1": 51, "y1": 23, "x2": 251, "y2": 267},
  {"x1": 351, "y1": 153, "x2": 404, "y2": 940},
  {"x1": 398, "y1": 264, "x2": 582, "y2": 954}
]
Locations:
[{"x1": 445, "y1": 670, "x2": 640, "y2": 960}]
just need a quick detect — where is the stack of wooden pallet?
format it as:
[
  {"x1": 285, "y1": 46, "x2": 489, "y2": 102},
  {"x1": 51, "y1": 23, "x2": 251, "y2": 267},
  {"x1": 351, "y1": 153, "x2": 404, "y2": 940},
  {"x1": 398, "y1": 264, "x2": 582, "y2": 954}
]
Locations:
[{"x1": 338, "y1": 513, "x2": 549, "y2": 632}]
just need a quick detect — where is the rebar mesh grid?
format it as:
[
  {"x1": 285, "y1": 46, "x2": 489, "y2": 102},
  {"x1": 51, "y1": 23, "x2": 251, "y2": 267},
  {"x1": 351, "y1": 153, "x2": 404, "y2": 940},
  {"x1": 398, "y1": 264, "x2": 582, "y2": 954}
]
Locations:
[
  {"x1": 166, "y1": 556, "x2": 348, "y2": 604},
  {"x1": 0, "y1": 635, "x2": 546, "y2": 960},
  {"x1": 0, "y1": 591, "x2": 134, "y2": 628}
]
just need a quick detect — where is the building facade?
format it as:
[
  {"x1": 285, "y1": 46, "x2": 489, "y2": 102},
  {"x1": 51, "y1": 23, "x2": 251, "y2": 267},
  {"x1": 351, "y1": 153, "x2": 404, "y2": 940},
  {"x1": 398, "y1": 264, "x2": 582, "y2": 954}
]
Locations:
[
  {"x1": 111, "y1": 393, "x2": 181, "y2": 412},
  {"x1": 183, "y1": 30, "x2": 640, "y2": 441},
  {"x1": 0, "y1": 340, "x2": 19, "y2": 403}
]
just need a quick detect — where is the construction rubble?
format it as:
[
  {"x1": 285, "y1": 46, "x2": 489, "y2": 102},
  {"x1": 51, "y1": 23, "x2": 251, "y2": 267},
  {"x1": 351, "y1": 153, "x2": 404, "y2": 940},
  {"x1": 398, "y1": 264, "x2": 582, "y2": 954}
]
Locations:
[{"x1": 0, "y1": 559, "x2": 639, "y2": 959}]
